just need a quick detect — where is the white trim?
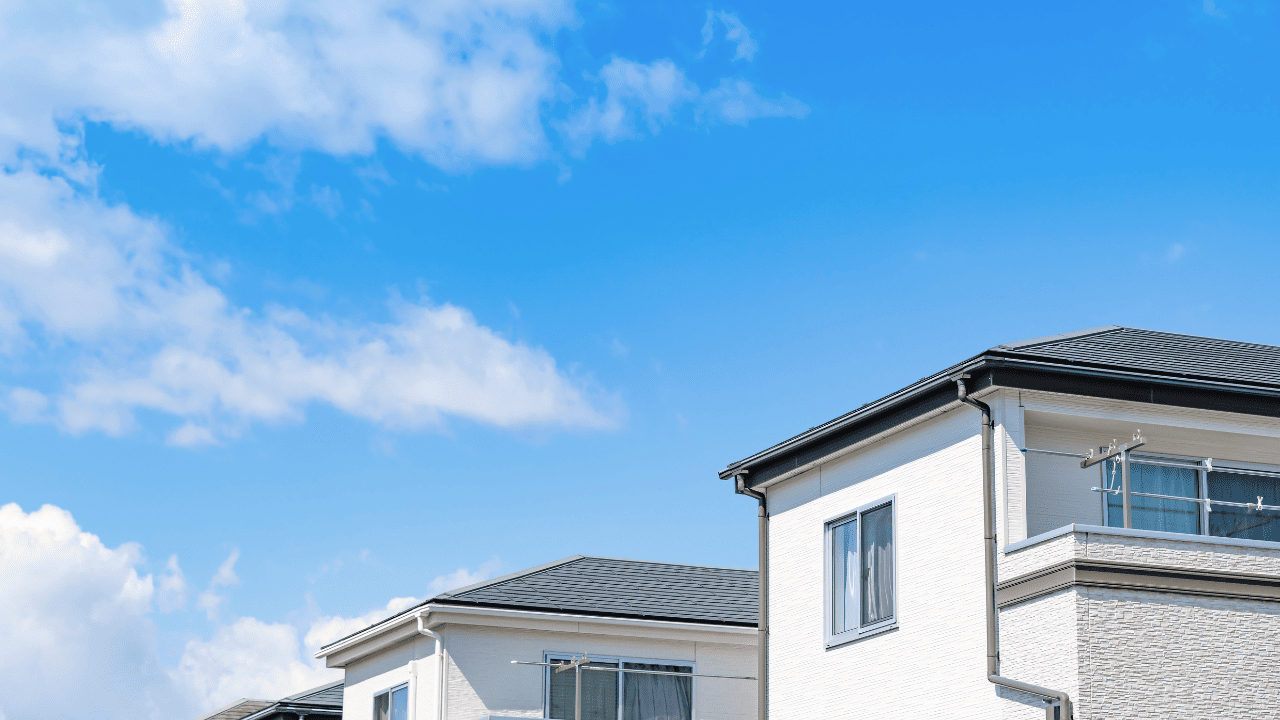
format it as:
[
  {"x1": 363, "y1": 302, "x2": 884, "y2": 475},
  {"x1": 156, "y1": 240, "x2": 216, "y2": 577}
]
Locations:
[
  {"x1": 1004, "y1": 523, "x2": 1280, "y2": 555},
  {"x1": 823, "y1": 494, "x2": 898, "y2": 649},
  {"x1": 542, "y1": 651, "x2": 696, "y2": 720},
  {"x1": 316, "y1": 603, "x2": 754, "y2": 661}
]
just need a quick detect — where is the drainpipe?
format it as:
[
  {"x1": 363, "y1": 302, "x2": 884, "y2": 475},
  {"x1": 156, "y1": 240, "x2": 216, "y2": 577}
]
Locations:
[
  {"x1": 956, "y1": 376, "x2": 1072, "y2": 720},
  {"x1": 735, "y1": 473, "x2": 767, "y2": 720},
  {"x1": 415, "y1": 613, "x2": 448, "y2": 720}
]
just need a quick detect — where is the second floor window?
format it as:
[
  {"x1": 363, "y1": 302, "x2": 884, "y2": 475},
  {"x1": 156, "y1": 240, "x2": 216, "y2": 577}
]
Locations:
[
  {"x1": 826, "y1": 495, "x2": 896, "y2": 646},
  {"x1": 373, "y1": 683, "x2": 407, "y2": 720},
  {"x1": 546, "y1": 654, "x2": 692, "y2": 720},
  {"x1": 1102, "y1": 453, "x2": 1280, "y2": 542}
]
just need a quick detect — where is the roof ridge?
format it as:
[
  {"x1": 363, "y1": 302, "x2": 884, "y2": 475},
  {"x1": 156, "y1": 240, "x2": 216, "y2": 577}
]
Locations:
[
  {"x1": 994, "y1": 325, "x2": 1123, "y2": 351},
  {"x1": 435, "y1": 556, "x2": 586, "y2": 600},
  {"x1": 574, "y1": 555, "x2": 756, "y2": 573},
  {"x1": 282, "y1": 678, "x2": 343, "y2": 701},
  {"x1": 194, "y1": 699, "x2": 273, "y2": 720}
]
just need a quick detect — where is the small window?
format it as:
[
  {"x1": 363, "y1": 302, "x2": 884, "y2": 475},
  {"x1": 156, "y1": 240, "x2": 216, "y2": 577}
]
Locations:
[
  {"x1": 826, "y1": 496, "x2": 896, "y2": 646},
  {"x1": 373, "y1": 684, "x2": 408, "y2": 720}
]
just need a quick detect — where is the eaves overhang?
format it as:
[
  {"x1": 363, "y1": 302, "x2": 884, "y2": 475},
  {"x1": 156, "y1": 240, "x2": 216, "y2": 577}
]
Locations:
[{"x1": 722, "y1": 350, "x2": 1280, "y2": 491}]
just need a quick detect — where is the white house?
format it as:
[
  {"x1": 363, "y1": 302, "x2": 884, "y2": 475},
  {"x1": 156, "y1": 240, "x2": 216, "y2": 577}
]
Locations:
[
  {"x1": 314, "y1": 556, "x2": 758, "y2": 720},
  {"x1": 719, "y1": 326, "x2": 1280, "y2": 719}
]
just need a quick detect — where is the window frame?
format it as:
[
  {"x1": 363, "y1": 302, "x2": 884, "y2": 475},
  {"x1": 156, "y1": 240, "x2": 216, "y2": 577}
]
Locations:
[
  {"x1": 823, "y1": 493, "x2": 898, "y2": 649},
  {"x1": 542, "y1": 651, "x2": 696, "y2": 720},
  {"x1": 372, "y1": 682, "x2": 409, "y2": 720}
]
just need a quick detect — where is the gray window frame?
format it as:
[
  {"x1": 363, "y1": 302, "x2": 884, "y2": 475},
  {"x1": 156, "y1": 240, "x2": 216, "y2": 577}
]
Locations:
[
  {"x1": 372, "y1": 682, "x2": 409, "y2": 720},
  {"x1": 542, "y1": 651, "x2": 696, "y2": 720},
  {"x1": 823, "y1": 494, "x2": 898, "y2": 648}
]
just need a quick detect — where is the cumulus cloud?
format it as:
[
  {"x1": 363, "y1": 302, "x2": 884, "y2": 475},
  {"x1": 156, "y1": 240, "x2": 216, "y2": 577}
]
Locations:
[
  {"x1": 305, "y1": 596, "x2": 424, "y2": 655},
  {"x1": 0, "y1": 501, "x2": 452, "y2": 719},
  {"x1": 173, "y1": 617, "x2": 338, "y2": 712},
  {"x1": 0, "y1": 0, "x2": 573, "y2": 166},
  {"x1": 0, "y1": 169, "x2": 618, "y2": 442},
  {"x1": 0, "y1": 502, "x2": 190, "y2": 720}
]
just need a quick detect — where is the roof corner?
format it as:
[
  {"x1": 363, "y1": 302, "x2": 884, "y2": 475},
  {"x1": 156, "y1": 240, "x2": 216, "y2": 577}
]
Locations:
[{"x1": 993, "y1": 325, "x2": 1123, "y2": 352}]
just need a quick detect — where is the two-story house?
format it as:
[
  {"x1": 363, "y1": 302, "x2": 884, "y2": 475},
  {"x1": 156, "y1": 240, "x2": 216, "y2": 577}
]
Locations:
[
  {"x1": 720, "y1": 326, "x2": 1280, "y2": 719},
  {"x1": 315, "y1": 556, "x2": 758, "y2": 720}
]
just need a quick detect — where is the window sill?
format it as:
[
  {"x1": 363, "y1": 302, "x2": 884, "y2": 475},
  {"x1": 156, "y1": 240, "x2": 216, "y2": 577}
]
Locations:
[{"x1": 825, "y1": 622, "x2": 898, "y2": 649}]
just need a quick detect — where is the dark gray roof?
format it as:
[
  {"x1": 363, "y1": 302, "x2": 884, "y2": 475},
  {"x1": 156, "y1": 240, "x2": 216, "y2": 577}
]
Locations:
[
  {"x1": 991, "y1": 326, "x2": 1280, "y2": 388},
  {"x1": 197, "y1": 700, "x2": 274, "y2": 720},
  {"x1": 434, "y1": 556, "x2": 757, "y2": 627},
  {"x1": 199, "y1": 681, "x2": 343, "y2": 720},
  {"x1": 724, "y1": 326, "x2": 1280, "y2": 488},
  {"x1": 281, "y1": 679, "x2": 343, "y2": 707}
]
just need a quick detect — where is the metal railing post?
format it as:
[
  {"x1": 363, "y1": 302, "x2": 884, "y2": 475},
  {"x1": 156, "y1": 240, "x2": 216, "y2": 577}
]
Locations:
[
  {"x1": 1122, "y1": 449, "x2": 1132, "y2": 529},
  {"x1": 575, "y1": 663, "x2": 581, "y2": 720}
]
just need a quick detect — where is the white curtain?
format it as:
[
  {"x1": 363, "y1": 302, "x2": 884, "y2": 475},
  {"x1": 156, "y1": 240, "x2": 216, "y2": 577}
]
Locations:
[
  {"x1": 622, "y1": 664, "x2": 691, "y2": 720},
  {"x1": 860, "y1": 504, "x2": 894, "y2": 625},
  {"x1": 831, "y1": 518, "x2": 857, "y2": 634}
]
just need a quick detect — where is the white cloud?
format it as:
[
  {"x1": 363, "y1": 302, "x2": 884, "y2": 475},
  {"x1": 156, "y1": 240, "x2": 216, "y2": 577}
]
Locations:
[
  {"x1": 698, "y1": 78, "x2": 809, "y2": 125},
  {"x1": 426, "y1": 558, "x2": 504, "y2": 595},
  {"x1": 0, "y1": 0, "x2": 574, "y2": 167},
  {"x1": 716, "y1": 12, "x2": 758, "y2": 62},
  {"x1": 198, "y1": 549, "x2": 241, "y2": 620},
  {"x1": 0, "y1": 502, "x2": 191, "y2": 720},
  {"x1": 305, "y1": 596, "x2": 424, "y2": 655},
  {"x1": 0, "y1": 169, "x2": 619, "y2": 442},
  {"x1": 172, "y1": 617, "x2": 338, "y2": 712},
  {"x1": 1167, "y1": 243, "x2": 1186, "y2": 262},
  {"x1": 561, "y1": 58, "x2": 804, "y2": 151},
  {"x1": 698, "y1": 10, "x2": 758, "y2": 62},
  {"x1": 158, "y1": 555, "x2": 188, "y2": 613},
  {"x1": 0, "y1": 501, "x2": 434, "y2": 719}
]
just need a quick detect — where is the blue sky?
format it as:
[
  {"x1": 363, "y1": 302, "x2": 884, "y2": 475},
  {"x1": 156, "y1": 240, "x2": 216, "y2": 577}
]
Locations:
[{"x1": 2, "y1": 0, "x2": 1279, "y2": 717}]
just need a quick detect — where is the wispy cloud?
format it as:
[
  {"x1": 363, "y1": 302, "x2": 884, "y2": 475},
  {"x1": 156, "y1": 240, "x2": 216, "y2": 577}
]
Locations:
[
  {"x1": 427, "y1": 558, "x2": 504, "y2": 595},
  {"x1": 699, "y1": 10, "x2": 758, "y2": 62},
  {"x1": 197, "y1": 549, "x2": 241, "y2": 621}
]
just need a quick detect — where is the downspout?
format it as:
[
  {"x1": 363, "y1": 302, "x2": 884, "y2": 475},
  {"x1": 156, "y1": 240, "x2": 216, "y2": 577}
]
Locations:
[
  {"x1": 416, "y1": 613, "x2": 448, "y2": 720},
  {"x1": 735, "y1": 473, "x2": 767, "y2": 720},
  {"x1": 956, "y1": 376, "x2": 1072, "y2": 720}
]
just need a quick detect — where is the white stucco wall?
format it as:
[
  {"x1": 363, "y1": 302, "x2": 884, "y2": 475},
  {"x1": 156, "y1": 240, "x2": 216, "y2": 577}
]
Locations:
[
  {"x1": 340, "y1": 622, "x2": 755, "y2": 720},
  {"x1": 765, "y1": 405, "x2": 1001, "y2": 719}
]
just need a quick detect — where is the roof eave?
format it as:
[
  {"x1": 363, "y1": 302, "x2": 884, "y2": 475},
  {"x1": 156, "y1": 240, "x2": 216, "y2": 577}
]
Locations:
[{"x1": 723, "y1": 352, "x2": 1280, "y2": 486}]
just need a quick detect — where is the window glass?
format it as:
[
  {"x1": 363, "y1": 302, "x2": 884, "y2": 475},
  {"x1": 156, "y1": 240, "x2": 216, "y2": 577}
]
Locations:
[
  {"x1": 1208, "y1": 471, "x2": 1280, "y2": 542},
  {"x1": 860, "y1": 504, "x2": 894, "y2": 626},
  {"x1": 1105, "y1": 460, "x2": 1200, "y2": 534},
  {"x1": 548, "y1": 659, "x2": 619, "y2": 720},
  {"x1": 830, "y1": 517, "x2": 857, "y2": 635},
  {"x1": 390, "y1": 686, "x2": 408, "y2": 720},
  {"x1": 374, "y1": 692, "x2": 389, "y2": 720},
  {"x1": 622, "y1": 664, "x2": 691, "y2": 720}
]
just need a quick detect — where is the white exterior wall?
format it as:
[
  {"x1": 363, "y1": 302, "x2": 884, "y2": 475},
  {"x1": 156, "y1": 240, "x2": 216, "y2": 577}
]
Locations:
[
  {"x1": 766, "y1": 406, "x2": 999, "y2": 719},
  {"x1": 340, "y1": 620, "x2": 755, "y2": 720},
  {"x1": 1001, "y1": 528, "x2": 1280, "y2": 719}
]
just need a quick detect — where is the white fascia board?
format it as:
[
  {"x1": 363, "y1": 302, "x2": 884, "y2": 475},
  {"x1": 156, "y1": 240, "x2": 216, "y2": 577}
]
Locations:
[{"x1": 315, "y1": 603, "x2": 755, "y2": 667}]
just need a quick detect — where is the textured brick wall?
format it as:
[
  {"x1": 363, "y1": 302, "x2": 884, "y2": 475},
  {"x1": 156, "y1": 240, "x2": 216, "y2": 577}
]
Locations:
[
  {"x1": 1076, "y1": 588, "x2": 1280, "y2": 719},
  {"x1": 1000, "y1": 529, "x2": 1280, "y2": 719}
]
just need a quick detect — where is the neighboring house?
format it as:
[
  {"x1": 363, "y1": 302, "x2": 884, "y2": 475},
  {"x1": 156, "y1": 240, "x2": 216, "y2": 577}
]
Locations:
[
  {"x1": 719, "y1": 326, "x2": 1280, "y2": 719},
  {"x1": 315, "y1": 556, "x2": 757, "y2": 720},
  {"x1": 196, "y1": 680, "x2": 343, "y2": 720}
]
